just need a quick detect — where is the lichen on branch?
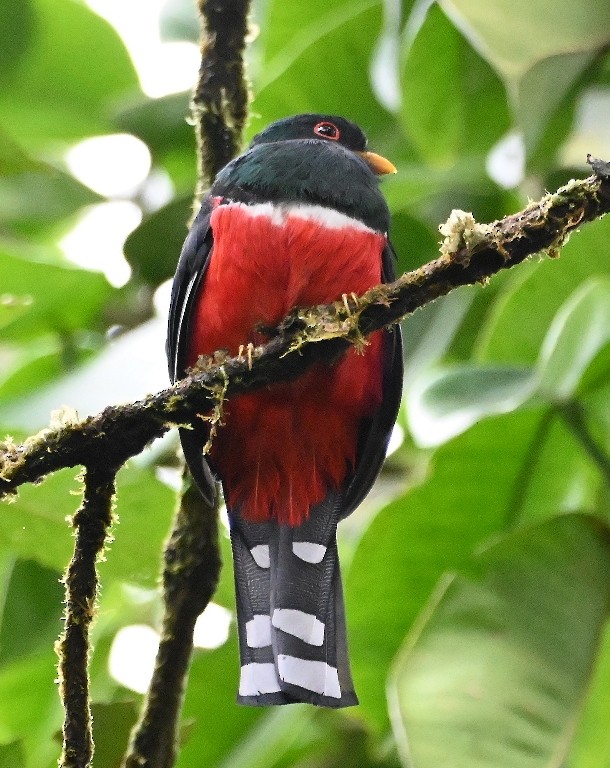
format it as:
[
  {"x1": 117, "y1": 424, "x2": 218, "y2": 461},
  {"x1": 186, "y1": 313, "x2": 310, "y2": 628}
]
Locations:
[
  {"x1": 123, "y1": 474, "x2": 221, "y2": 768},
  {"x1": 57, "y1": 467, "x2": 116, "y2": 768},
  {"x1": 1, "y1": 162, "x2": 610, "y2": 500},
  {"x1": 192, "y1": 0, "x2": 251, "y2": 191}
]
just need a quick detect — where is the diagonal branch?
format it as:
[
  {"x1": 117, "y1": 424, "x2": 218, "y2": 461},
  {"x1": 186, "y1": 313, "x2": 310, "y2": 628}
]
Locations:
[{"x1": 1, "y1": 163, "x2": 610, "y2": 497}]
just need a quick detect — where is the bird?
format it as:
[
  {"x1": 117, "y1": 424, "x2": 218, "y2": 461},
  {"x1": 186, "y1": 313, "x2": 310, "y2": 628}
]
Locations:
[{"x1": 167, "y1": 113, "x2": 403, "y2": 707}]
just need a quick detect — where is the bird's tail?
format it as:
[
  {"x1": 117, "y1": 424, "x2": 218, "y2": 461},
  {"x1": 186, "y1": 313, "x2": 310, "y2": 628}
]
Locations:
[{"x1": 230, "y1": 495, "x2": 357, "y2": 707}]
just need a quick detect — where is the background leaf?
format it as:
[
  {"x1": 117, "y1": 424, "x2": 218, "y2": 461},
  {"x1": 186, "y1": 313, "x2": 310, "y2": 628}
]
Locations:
[
  {"x1": 0, "y1": 559, "x2": 63, "y2": 666},
  {"x1": 537, "y1": 278, "x2": 610, "y2": 400},
  {"x1": 0, "y1": 248, "x2": 114, "y2": 342},
  {"x1": 439, "y1": 0, "x2": 610, "y2": 82},
  {"x1": 1, "y1": 0, "x2": 610, "y2": 766},
  {"x1": 251, "y1": 0, "x2": 394, "y2": 139},
  {"x1": 124, "y1": 197, "x2": 192, "y2": 286},
  {"x1": 0, "y1": 741, "x2": 26, "y2": 768},
  {"x1": 407, "y1": 364, "x2": 535, "y2": 446},
  {"x1": 388, "y1": 515, "x2": 610, "y2": 768},
  {"x1": 401, "y1": 4, "x2": 509, "y2": 165},
  {"x1": 477, "y1": 215, "x2": 610, "y2": 363},
  {"x1": 0, "y1": 0, "x2": 139, "y2": 145},
  {"x1": 346, "y1": 410, "x2": 539, "y2": 731},
  {"x1": 0, "y1": 466, "x2": 174, "y2": 589}
]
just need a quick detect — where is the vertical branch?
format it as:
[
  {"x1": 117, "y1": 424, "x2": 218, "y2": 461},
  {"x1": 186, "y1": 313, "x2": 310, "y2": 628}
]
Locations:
[
  {"x1": 57, "y1": 466, "x2": 116, "y2": 768},
  {"x1": 123, "y1": 1, "x2": 251, "y2": 765},
  {"x1": 123, "y1": 477, "x2": 221, "y2": 768},
  {"x1": 192, "y1": 0, "x2": 252, "y2": 191}
]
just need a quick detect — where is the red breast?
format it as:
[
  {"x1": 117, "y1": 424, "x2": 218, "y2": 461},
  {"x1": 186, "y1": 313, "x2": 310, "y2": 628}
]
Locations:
[{"x1": 188, "y1": 201, "x2": 387, "y2": 525}]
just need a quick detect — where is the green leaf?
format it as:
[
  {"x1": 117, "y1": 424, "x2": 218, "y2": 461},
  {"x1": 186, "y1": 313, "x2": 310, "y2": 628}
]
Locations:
[
  {"x1": 478, "y1": 215, "x2": 610, "y2": 364},
  {"x1": 561, "y1": 87, "x2": 610, "y2": 170},
  {"x1": 98, "y1": 466, "x2": 175, "y2": 589},
  {"x1": 113, "y1": 92, "x2": 195, "y2": 184},
  {"x1": 347, "y1": 409, "x2": 540, "y2": 731},
  {"x1": 215, "y1": 708, "x2": 391, "y2": 768},
  {"x1": 251, "y1": 0, "x2": 394, "y2": 139},
  {"x1": 449, "y1": 275, "x2": 511, "y2": 362},
  {"x1": 0, "y1": 249, "x2": 114, "y2": 341},
  {"x1": 382, "y1": 155, "x2": 507, "y2": 226},
  {"x1": 0, "y1": 130, "x2": 38, "y2": 177},
  {"x1": 159, "y1": 0, "x2": 199, "y2": 42},
  {"x1": 0, "y1": 0, "x2": 35, "y2": 86},
  {"x1": 569, "y1": 623, "x2": 610, "y2": 768},
  {"x1": 1, "y1": 317, "x2": 168, "y2": 433},
  {"x1": 401, "y1": 5, "x2": 463, "y2": 165},
  {"x1": 0, "y1": 167, "x2": 100, "y2": 232},
  {"x1": 514, "y1": 415, "x2": 602, "y2": 524},
  {"x1": 389, "y1": 210, "x2": 439, "y2": 275},
  {"x1": 401, "y1": 4, "x2": 509, "y2": 165},
  {"x1": 0, "y1": 559, "x2": 63, "y2": 665},
  {"x1": 0, "y1": 650, "x2": 62, "y2": 767},
  {"x1": 214, "y1": 708, "x2": 316, "y2": 768},
  {"x1": 91, "y1": 701, "x2": 139, "y2": 768},
  {"x1": 580, "y1": 345, "x2": 610, "y2": 401},
  {"x1": 256, "y1": 0, "x2": 375, "y2": 69},
  {"x1": 400, "y1": 288, "x2": 474, "y2": 389},
  {"x1": 0, "y1": 0, "x2": 139, "y2": 146},
  {"x1": 0, "y1": 467, "x2": 79, "y2": 573},
  {"x1": 115, "y1": 92, "x2": 190, "y2": 149},
  {"x1": 516, "y1": 51, "x2": 597, "y2": 154},
  {"x1": 407, "y1": 364, "x2": 536, "y2": 446},
  {"x1": 0, "y1": 342, "x2": 96, "y2": 403},
  {"x1": 124, "y1": 196, "x2": 191, "y2": 286},
  {"x1": 0, "y1": 741, "x2": 26, "y2": 768},
  {"x1": 438, "y1": 0, "x2": 610, "y2": 156},
  {"x1": 388, "y1": 514, "x2": 610, "y2": 768},
  {"x1": 537, "y1": 279, "x2": 610, "y2": 401},
  {"x1": 439, "y1": 0, "x2": 610, "y2": 82},
  {"x1": 210, "y1": 525, "x2": 239, "y2": 611},
  {"x1": 0, "y1": 296, "x2": 32, "y2": 332},
  {"x1": 0, "y1": 466, "x2": 174, "y2": 589}
]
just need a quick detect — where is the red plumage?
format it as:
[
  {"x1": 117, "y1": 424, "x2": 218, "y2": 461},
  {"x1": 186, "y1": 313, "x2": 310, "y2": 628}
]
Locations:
[
  {"x1": 168, "y1": 114, "x2": 403, "y2": 707},
  {"x1": 187, "y1": 201, "x2": 386, "y2": 525}
]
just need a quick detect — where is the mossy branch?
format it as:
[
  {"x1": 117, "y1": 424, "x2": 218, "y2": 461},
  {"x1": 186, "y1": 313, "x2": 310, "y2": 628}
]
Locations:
[
  {"x1": 192, "y1": 0, "x2": 251, "y2": 192},
  {"x1": 57, "y1": 466, "x2": 116, "y2": 768},
  {"x1": 123, "y1": 475, "x2": 221, "y2": 768},
  {"x1": 2, "y1": 162, "x2": 610, "y2": 500},
  {"x1": 122, "y1": 3, "x2": 249, "y2": 765}
]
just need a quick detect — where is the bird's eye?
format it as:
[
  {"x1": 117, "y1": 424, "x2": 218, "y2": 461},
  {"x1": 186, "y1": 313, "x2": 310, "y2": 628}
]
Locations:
[{"x1": 313, "y1": 121, "x2": 340, "y2": 141}]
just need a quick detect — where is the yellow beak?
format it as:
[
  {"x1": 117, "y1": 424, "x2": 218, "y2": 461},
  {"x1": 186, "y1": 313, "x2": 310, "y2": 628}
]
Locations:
[{"x1": 358, "y1": 150, "x2": 397, "y2": 176}]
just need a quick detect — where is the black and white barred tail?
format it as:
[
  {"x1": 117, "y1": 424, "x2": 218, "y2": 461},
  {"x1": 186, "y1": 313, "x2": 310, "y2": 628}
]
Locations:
[{"x1": 229, "y1": 492, "x2": 357, "y2": 707}]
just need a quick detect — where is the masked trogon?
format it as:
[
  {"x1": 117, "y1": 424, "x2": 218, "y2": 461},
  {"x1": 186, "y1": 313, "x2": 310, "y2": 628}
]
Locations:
[{"x1": 167, "y1": 114, "x2": 403, "y2": 707}]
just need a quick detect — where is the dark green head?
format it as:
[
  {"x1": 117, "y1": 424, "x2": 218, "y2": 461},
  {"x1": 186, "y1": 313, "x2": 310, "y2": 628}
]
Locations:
[
  {"x1": 211, "y1": 114, "x2": 396, "y2": 232},
  {"x1": 250, "y1": 114, "x2": 368, "y2": 152}
]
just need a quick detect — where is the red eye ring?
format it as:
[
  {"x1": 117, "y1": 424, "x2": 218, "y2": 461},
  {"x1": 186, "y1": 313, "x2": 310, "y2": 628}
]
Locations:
[{"x1": 313, "y1": 121, "x2": 340, "y2": 141}]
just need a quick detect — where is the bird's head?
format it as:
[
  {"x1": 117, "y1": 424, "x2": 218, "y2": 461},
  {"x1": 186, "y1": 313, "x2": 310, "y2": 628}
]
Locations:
[{"x1": 249, "y1": 114, "x2": 397, "y2": 176}]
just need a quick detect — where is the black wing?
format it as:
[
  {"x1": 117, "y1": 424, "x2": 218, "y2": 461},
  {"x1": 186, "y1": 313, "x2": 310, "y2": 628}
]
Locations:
[
  {"x1": 342, "y1": 240, "x2": 403, "y2": 516},
  {"x1": 166, "y1": 197, "x2": 218, "y2": 502},
  {"x1": 166, "y1": 196, "x2": 214, "y2": 383}
]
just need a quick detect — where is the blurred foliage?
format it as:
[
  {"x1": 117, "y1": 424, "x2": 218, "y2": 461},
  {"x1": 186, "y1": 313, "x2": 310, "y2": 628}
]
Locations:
[{"x1": 1, "y1": 0, "x2": 610, "y2": 766}]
